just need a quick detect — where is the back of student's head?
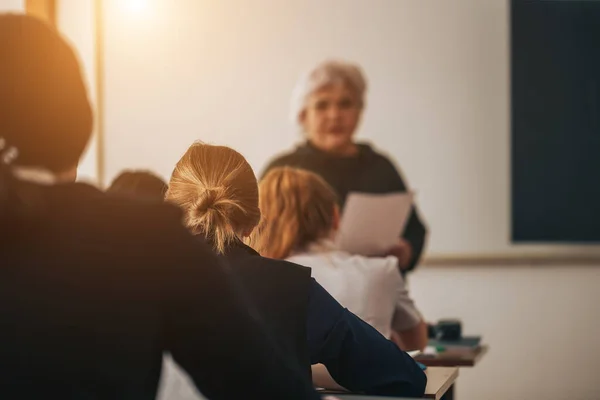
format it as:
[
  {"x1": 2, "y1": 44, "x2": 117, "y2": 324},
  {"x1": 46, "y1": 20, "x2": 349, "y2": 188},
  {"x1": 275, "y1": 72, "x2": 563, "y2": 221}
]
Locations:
[
  {"x1": 0, "y1": 14, "x2": 92, "y2": 238},
  {"x1": 108, "y1": 170, "x2": 167, "y2": 201},
  {"x1": 256, "y1": 167, "x2": 338, "y2": 259},
  {"x1": 165, "y1": 142, "x2": 261, "y2": 253}
]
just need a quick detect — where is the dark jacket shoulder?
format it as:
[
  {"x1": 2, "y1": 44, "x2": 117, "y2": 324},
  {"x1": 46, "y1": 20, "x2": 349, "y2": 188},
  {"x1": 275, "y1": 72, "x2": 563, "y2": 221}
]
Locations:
[
  {"x1": 224, "y1": 241, "x2": 311, "y2": 276},
  {"x1": 42, "y1": 183, "x2": 201, "y2": 260},
  {"x1": 219, "y1": 241, "x2": 313, "y2": 378},
  {"x1": 1, "y1": 183, "x2": 320, "y2": 400}
]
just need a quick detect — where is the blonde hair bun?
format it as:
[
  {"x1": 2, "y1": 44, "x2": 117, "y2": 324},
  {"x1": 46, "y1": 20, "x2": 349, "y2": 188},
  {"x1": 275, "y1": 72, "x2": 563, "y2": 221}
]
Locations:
[
  {"x1": 192, "y1": 187, "x2": 225, "y2": 215},
  {"x1": 189, "y1": 186, "x2": 245, "y2": 227},
  {"x1": 166, "y1": 143, "x2": 261, "y2": 254}
]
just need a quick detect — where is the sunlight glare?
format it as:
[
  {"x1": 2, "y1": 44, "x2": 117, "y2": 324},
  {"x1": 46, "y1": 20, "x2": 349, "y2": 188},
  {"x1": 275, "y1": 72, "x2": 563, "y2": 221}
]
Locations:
[{"x1": 124, "y1": 0, "x2": 148, "y2": 15}]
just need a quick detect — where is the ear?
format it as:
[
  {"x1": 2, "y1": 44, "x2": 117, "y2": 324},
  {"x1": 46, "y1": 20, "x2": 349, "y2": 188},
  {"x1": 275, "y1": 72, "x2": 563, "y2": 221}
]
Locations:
[{"x1": 298, "y1": 109, "x2": 307, "y2": 126}]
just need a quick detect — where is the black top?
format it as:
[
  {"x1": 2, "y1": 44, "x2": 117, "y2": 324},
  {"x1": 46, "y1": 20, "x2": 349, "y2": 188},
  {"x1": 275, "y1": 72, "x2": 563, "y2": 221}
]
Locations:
[
  {"x1": 263, "y1": 141, "x2": 428, "y2": 271},
  {"x1": 220, "y1": 241, "x2": 428, "y2": 397},
  {"x1": 0, "y1": 182, "x2": 318, "y2": 400},
  {"x1": 219, "y1": 239, "x2": 313, "y2": 381}
]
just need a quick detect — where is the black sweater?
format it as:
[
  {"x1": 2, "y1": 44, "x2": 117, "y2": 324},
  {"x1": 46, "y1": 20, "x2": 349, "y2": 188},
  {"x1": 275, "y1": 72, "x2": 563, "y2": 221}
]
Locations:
[
  {"x1": 263, "y1": 142, "x2": 428, "y2": 271},
  {"x1": 0, "y1": 182, "x2": 318, "y2": 400}
]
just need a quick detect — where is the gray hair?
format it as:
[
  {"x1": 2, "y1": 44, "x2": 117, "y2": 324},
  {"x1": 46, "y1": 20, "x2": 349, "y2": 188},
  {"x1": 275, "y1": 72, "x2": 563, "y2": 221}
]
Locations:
[{"x1": 290, "y1": 60, "x2": 367, "y2": 125}]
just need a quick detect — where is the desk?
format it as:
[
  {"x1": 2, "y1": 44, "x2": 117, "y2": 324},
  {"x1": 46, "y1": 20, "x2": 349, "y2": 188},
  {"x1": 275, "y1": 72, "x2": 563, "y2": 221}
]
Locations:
[
  {"x1": 423, "y1": 367, "x2": 459, "y2": 400},
  {"x1": 415, "y1": 345, "x2": 489, "y2": 367},
  {"x1": 415, "y1": 346, "x2": 488, "y2": 400},
  {"x1": 322, "y1": 397, "x2": 422, "y2": 400},
  {"x1": 316, "y1": 366, "x2": 458, "y2": 400}
]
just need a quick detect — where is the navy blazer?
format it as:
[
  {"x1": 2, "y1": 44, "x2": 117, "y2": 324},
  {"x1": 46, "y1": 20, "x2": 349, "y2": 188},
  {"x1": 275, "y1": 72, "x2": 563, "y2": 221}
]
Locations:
[
  {"x1": 219, "y1": 239, "x2": 313, "y2": 381},
  {"x1": 220, "y1": 240, "x2": 427, "y2": 397}
]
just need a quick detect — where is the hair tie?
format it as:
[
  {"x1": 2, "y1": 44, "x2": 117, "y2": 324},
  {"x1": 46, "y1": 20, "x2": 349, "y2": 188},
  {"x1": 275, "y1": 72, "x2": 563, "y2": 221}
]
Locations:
[{"x1": 197, "y1": 187, "x2": 221, "y2": 213}]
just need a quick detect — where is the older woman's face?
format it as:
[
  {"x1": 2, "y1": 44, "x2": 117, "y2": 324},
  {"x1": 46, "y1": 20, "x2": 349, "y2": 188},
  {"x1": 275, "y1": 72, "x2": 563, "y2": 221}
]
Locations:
[{"x1": 300, "y1": 84, "x2": 362, "y2": 154}]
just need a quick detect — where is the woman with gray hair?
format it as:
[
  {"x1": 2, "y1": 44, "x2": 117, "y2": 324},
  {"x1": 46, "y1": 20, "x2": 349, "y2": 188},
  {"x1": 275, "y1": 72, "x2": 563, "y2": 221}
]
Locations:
[{"x1": 263, "y1": 60, "x2": 427, "y2": 272}]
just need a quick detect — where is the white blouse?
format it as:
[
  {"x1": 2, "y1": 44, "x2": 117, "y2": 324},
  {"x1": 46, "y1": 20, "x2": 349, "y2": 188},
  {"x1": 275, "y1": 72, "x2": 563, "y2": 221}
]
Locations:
[{"x1": 287, "y1": 240, "x2": 421, "y2": 339}]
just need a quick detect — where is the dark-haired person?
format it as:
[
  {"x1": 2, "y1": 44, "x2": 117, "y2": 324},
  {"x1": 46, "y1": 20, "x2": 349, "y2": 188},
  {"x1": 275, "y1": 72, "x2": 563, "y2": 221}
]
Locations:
[
  {"x1": 0, "y1": 14, "x2": 318, "y2": 400},
  {"x1": 263, "y1": 60, "x2": 427, "y2": 273},
  {"x1": 108, "y1": 170, "x2": 168, "y2": 200}
]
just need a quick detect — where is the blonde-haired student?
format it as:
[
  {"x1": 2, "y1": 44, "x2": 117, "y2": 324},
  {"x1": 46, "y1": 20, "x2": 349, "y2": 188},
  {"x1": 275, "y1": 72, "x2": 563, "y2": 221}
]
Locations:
[
  {"x1": 257, "y1": 167, "x2": 428, "y2": 352},
  {"x1": 166, "y1": 142, "x2": 427, "y2": 397}
]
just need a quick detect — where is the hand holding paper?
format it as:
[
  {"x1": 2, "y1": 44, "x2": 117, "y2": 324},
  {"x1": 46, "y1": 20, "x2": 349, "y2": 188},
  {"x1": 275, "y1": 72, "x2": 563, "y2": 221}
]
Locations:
[
  {"x1": 335, "y1": 192, "x2": 414, "y2": 256},
  {"x1": 387, "y1": 239, "x2": 413, "y2": 269}
]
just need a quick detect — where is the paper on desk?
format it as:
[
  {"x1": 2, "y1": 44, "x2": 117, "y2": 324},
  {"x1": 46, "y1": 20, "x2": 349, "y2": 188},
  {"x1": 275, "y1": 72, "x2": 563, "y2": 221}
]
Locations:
[
  {"x1": 407, "y1": 350, "x2": 422, "y2": 358},
  {"x1": 335, "y1": 192, "x2": 413, "y2": 256}
]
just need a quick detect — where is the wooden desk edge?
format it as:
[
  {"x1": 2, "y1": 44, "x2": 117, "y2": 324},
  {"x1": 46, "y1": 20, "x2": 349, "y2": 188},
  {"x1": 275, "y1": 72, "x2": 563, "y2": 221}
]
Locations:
[
  {"x1": 424, "y1": 367, "x2": 459, "y2": 400},
  {"x1": 415, "y1": 344, "x2": 489, "y2": 367},
  {"x1": 317, "y1": 367, "x2": 460, "y2": 399},
  {"x1": 473, "y1": 345, "x2": 489, "y2": 364},
  {"x1": 422, "y1": 254, "x2": 600, "y2": 267}
]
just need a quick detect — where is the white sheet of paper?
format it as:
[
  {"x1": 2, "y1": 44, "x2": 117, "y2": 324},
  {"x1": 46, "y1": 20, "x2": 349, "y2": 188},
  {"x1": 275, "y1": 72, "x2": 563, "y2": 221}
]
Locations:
[
  {"x1": 335, "y1": 192, "x2": 413, "y2": 256},
  {"x1": 407, "y1": 350, "x2": 422, "y2": 358}
]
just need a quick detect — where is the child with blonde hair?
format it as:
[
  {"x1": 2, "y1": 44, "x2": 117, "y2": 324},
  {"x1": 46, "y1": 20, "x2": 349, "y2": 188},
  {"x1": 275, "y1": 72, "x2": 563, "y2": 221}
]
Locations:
[{"x1": 257, "y1": 167, "x2": 428, "y2": 351}]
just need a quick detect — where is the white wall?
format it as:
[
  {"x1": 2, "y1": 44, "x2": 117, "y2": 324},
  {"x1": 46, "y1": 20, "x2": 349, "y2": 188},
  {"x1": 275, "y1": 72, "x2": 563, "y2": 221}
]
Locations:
[
  {"x1": 100, "y1": 0, "x2": 600, "y2": 257},
  {"x1": 0, "y1": 0, "x2": 23, "y2": 12},
  {"x1": 56, "y1": 0, "x2": 98, "y2": 184},
  {"x1": 410, "y1": 265, "x2": 600, "y2": 400},
  {"x1": 58, "y1": 1, "x2": 600, "y2": 399}
]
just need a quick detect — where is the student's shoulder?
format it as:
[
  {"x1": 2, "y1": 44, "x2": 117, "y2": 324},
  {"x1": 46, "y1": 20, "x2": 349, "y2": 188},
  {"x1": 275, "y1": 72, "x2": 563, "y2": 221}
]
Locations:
[
  {"x1": 286, "y1": 252, "x2": 335, "y2": 271},
  {"x1": 97, "y1": 190, "x2": 183, "y2": 233},
  {"x1": 226, "y1": 251, "x2": 313, "y2": 297},
  {"x1": 242, "y1": 251, "x2": 313, "y2": 278},
  {"x1": 94, "y1": 192, "x2": 219, "y2": 271},
  {"x1": 289, "y1": 250, "x2": 399, "y2": 276},
  {"x1": 338, "y1": 251, "x2": 400, "y2": 275},
  {"x1": 52, "y1": 182, "x2": 192, "y2": 247}
]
